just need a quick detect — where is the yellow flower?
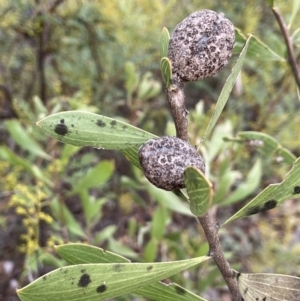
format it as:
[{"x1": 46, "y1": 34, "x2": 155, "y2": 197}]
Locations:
[{"x1": 15, "y1": 207, "x2": 27, "y2": 215}]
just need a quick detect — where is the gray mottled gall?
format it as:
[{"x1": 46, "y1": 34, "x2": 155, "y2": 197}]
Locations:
[
  {"x1": 138, "y1": 136, "x2": 205, "y2": 191},
  {"x1": 168, "y1": 9, "x2": 235, "y2": 82}
]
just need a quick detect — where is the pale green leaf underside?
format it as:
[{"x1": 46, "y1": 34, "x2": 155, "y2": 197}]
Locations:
[
  {"x1": 184, "y1": 167, "x2": 213, "y2": 216},
  {"x1": 17, "y1": 245, "x2": 209, "y2": 301},
  {"x1": 224, "y1": 157, "x2": 300, "y2": 225},
  {"x1": 236, "y1": 271, "x2": 300, "y2": 300},
  {"x1": 56, "y1": 243, "x2": 130, "y2": 264},
  {"x1": 160, "y1": 57, "x2": 172, "y2": 89},
  {"x1": 121, "y1": 146, "x2": 143, "y2": 169},
  {"x1": 201, "y1": 35, "x2": 252, "y2": 144},
  {"x1": 160, "y1": 27, "x2": 170, "y2": 59},
  {"x1": 56, "y1": 243, "x2": 208, "y2": 301},
  {"x1": 36, "y1": 111, "x2": 156, "y2": 150},
  {"x1": 224, "y1": 131, "x2": 296, "y2": 165}
]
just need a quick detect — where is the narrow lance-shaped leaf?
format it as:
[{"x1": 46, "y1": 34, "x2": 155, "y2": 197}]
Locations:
[
  {"x1": 220, "y1": 159, "x2": 262, "y2": 207},
  {"x1": 234, "y1": 28, "x2": 285, "y2": 61},
  {"x1": 224, "y1": 131, "x2": 296, "y2": 165},
  {"x1": 200, "y1": 34, "x2": 252, "y2": 145},
  {"x1": 288, "y1": 0, "x2": 300, "y2": 28},
  {"x1": 56, "y1": 243, "x2": 208, "y2": 301},
  {"x1": 36, "y1": 111, "x2": 156, "y2": 150},
  {"x1": 70, "y1": 160, "x2": 114, "y2": 194},
  {"x1": 17, "y1": 255, "x2": 210, "y2": 301},
  {"x1": 5, "y1": 120, "x2": 51, "y2": 160},
  {"x1": 184, "y1": 167, "x2": 213, "y2": 216},
  {"x1": 223, "y1": 157, "x2": 300, "y2": 226},
  {"x1": 235, "y1": 270, "x2": 300, "y2": 301},
  {"x1": 160, "y1": 57, "x2": 172, "y2": 89},
  {"x1": 160, "y1": 27, "x2": 170, "y2": 59}
]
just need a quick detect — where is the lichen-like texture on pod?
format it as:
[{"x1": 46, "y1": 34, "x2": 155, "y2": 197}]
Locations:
[
  {"x1": 138, "y1": 136, "x2": 205, "y2": 191},
  {"x1": 168, "y1": 9, "x2": 235, "y2": 82}
]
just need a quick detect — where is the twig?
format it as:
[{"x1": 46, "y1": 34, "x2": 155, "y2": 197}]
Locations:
[
  {"x1": 272, "y1": 6, "x2": 300, "y2": 90},
  {"x1": 198, "y1": 214, "x2": 241, "y2": 301},
  {"x1": 167, "y1": 75, "x2": 241, "y2": 300},
  {"x1": 166, "y1": 75, "x2": 189, "y2": 142}
]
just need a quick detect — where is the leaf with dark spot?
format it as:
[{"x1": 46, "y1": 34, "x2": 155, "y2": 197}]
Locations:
[
  {"x1": 236, "y1": 271, "x2": 300, "y2": 300},
  {"x1": 293, "y1": 186, "x2": 300, "y2": 194},
  {"x1": 96, "y1": 120, "x2": 106, "y2": 128},
  {"x1": 246, "y1": 206, "x2": 261, "y2": 216},
  {"x1": 36, "y1": 111, "x2": 157, "y2": 150},
  {"x1": 54, "y1": 123, "x2": 68, "y2": 136},
  {"x1": 78, "y1": 273, "x2": 91, "y2": 287},
  {"x1": 224, "y1": 157, "x2": 300, "y2": 225},
  {"x1": 261, "y1": 199, "x2": 277, "y2": 212},
  {"x1": 96, "y1": 284, "x2": 107, "y2": 293},
  {"x1": 147, "y1": 265, "x2": 153, "y2": 271},
  {"x1": 110, "y1": 120, "x2": 117, "y2": 128},
  {"x1": 114, "y1": 264, "x2": 122, "y2": 272}
]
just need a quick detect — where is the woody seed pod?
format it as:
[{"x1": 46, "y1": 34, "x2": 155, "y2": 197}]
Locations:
[
  {"x1": 138, "y1": 136, "x2": 205, "y2": 191},
  {"x1": 168, "y1": 9, "x2": 235, "y2": 82}
]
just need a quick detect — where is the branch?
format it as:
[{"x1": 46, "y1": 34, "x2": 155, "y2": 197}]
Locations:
[
  {"x1": 166, "y1": 75, "x2": 189, "y2": 142},
  {"x1": 167, "y1": 77, "x2": 242, "y2": 301},
  {"x1": 272, "y1": 6, "x2": 300, "y2": 89},
  {"x1": 198, "y1": 214, "x2": 241, "y2": 301}
]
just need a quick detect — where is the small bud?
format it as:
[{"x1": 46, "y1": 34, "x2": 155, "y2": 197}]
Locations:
[
  {"x1": 168, "y1": 9, "x2": 235, "y2": 82},
  {"x1": 138, "y1": 136, "x2": 205, "y2": 191}
]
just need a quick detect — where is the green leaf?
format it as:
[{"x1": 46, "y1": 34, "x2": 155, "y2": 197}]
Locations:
[
  {"x1": 184, "y1": 167, "x2": 213, "y2": 216},
  {"x1": 124, "y1": 61, "x2": 138, "y2": 98},
  {"x1": 56, "y1": 243, "x2": 130, "y2": 264},
  {"x1": 36, "y1": 111, "x2": 156, "y2": 149},
  {"x1": 143, "y1": 238, "x2": 159, "y2": 262},
  {"x1": 160, "y1": 27, "x2": 170, "y2": 59},
  {"x1": 80, "y1": 192, "x2": 106, "y2": 225},
  {"x1": 224, "y1": 131, "x2": 296, "y2": 165},
  {"x1": 108, "y1": 238, "x2": 139, "y2": 260},
  {"x1": 70, "y1": 160, "x2": 114, "y2": 194},
  {"x1": 50, "y1": 198, "x2": 86, "y2": 237},
  {"x1": 223, "y1": 157, "x2": 300, "y2": 225},
  {"x1": 121, "y1": 146, "x2": 143, "y2": 169},
  {"x1": 61, "y1": 144, "x2": 80, "y2": 161},
  {"x1": 201, "y1": 35, "x2": 252, "y2": 143},
  {"x1": 235, "y1": 271, "x2": 300, "y2": 301},
  {"x1": 56, "y1": 243, "x2": 208, "y2": 301},
  {"x1": 151, "y1": 205, "x2": 169, "y2": 240},
  {"x1": 146, "y1": 183, "x2": 194, "y2": 216},
  {"x1": 213, "y1": 162, "x2": 240, "y2": 205},
  {"x1": 234, "y1": 29, "x2": 284, "y2": 61},
  {"x1": 160, "y1": 57, "x2": 172, "y2": 89},
  {"x1": 288, "y1": 0, "x2": 300, "y2": 28},
  {"x1": 5, "y1": 120, "x2": 51, "y2": 160},
  {"x1": 17, "y1": 257, "x2": 210, "y2": 301},
  {"x1": 137, "y1": 282, "x2": 208, "y2": 301},
  {"x1": 220, "y1": 159, "x2": 262, "y2": 206},
  {"x1": 266, "y1": 0, "x2": 274, "y2": 6}
]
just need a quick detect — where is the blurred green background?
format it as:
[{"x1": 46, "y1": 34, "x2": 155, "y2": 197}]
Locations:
[{"x1": 1, "y1": 0, "x2": 300, "y2": 300}]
